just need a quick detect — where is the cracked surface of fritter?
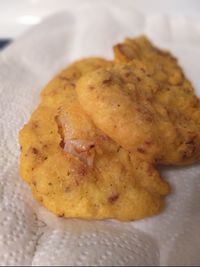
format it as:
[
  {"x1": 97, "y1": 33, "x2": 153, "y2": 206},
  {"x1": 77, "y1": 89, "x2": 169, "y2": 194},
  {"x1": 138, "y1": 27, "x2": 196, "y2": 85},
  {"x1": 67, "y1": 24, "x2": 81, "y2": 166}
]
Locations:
[
  {"x1": 76, "y1": 58, "x2": 200, "y2": 165},
  {"x1": 19, "y1": 58, "x2": 170, "y2": 221}
]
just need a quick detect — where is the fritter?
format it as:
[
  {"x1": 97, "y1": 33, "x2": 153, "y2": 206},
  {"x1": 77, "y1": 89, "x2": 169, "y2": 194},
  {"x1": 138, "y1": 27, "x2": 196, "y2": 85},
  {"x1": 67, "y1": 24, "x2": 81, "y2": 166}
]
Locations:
[{"x1": 19, "y1": 58, "x2": 170, "y2": 221}]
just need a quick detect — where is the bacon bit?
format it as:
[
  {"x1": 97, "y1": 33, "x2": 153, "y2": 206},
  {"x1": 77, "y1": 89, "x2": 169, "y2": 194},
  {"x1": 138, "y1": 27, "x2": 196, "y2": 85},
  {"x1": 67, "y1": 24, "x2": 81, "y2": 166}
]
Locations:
[
  {"x1": 144, "y1": 91, "x2": 152, "y2": 100},
  {"x1": 137, "y1": 77, "x2": 141, "y2": 82},
  {"x1": 146, "y1": 74, "x2": 151, "y2": 77},
  {"x1": 137, "y1": 147, "x2": 145, "y2": 154},
  {"x1": 185, "y1": 139, "x2": 195, "y2": 146},
  {"x1": 20, "y1": 146, "x2": 22, "y2": 151},
  {"x1": 31, "y1": 122, "x2": 38, "y2": 129},
  {"x1": 64, "y1": 140, "x2": 95, "y2": 168},
  {"x1": 148, "y1": 166, "x2": 154, "y2": 176},
  {"x1": 145, "y1": 141, "x2": 152, "y2": 146},
  {"x1": 59, "y1": 76, "x2": 70, "y2": 82},
  {"x1": 117, "y1": 147, "x2": 121, "y2": 153},
  {"x1": 32, "y1": 122, "x2": 39, "y2": 128},
  {"x1": 70, "y1": 83, "x2": 75, "y2": 88},
  {"x1": 116, "y1": 44, "x2": 123, "y2": 51},
  {"x1": 145, "y1": 116, "x2": 153, "y2": 123},
  {"x1": 32, "y1": 181, "x2": 37, "y2": 186},
  {"x1": 89, "y1": 85, "x2": 95, "y2": 90},
  {"x1": 65, "y1": 187, "x2": 71, "y2": 192},
  {"x1": 135, "y1": 107, "x2": 142, "y2": 113},
  {"x1": 98, "y1": 134, "x2": 109, "y2": 141},
  {"x1": 58, "y1": 213, "x2": 64, "y2": 217},
  {"x1": 185, "y1": 141, "x2": 196, "y2": 155},
  {"x1": 60, "y1": 140, "x2": 65, "y2": 149},
  {"x1": 165, "y1": 108, "x2": 171, "y2": 116},
  {"x1": 190, "y1": 97, "x2": 199, "y2": 107},
  {"x1": 185, "y1": 134, "x2": 197, "y2": 144},
  {"x1": 124, "y1": 72, "x2": 131, "y2": 77},
  {"x1": 155, "y1": 155, "x2": 163, "y2": 163},
  {"x1": 102, "y1": 77, "x2": 112, "y2": 85},
  {"x1": 77, "y1": 165, "x2": 88, "y2": 176},
  {"x1": 32, "y1": 147, "x2": 38, "y2": 154},
  {"x1": 94, "y1": 203, "x2": 99, "y2": 208},
  {"x1": 108, "y1": 193, "x2": 119, "y2": 204}
]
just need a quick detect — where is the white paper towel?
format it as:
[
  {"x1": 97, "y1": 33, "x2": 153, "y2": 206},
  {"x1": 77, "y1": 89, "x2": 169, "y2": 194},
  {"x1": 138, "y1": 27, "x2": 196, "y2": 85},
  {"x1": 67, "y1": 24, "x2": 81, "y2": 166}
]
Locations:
[{"x1": 0, "y1": 1, "x2": 200, "y2": 266}]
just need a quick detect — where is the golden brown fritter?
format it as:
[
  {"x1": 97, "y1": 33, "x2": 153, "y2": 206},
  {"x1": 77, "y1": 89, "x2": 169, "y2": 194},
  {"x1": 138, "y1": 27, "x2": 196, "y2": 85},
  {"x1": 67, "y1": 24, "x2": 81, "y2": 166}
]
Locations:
[
  {"x1": 40, "y1": 57, "x2": 113, "y2": 108},
  {"x1": 19, "y1": 58, "x2": 170, "y2": 221},
  {"x1": 114, "y1": 36, "x2": 200, "y2": 164},
  {"x1": 113, "y1": 35, "x2": 187, "y2": 86},
  {"x1": 76, "y1": 59, "x2": 200, "y2": 165}
]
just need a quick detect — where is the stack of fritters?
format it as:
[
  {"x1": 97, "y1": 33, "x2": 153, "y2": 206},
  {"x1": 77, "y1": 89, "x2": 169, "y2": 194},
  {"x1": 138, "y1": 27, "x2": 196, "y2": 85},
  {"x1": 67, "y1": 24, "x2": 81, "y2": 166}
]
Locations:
[{"x1": 19, "y1": 36, "x2": 200, "y2": 221}]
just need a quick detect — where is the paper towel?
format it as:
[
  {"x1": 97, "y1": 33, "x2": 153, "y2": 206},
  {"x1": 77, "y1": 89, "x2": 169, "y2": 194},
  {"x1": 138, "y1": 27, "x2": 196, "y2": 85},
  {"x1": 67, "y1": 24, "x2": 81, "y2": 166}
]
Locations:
[{"x1": 0, "y1": 1, "x2": 200, "y2": 265}]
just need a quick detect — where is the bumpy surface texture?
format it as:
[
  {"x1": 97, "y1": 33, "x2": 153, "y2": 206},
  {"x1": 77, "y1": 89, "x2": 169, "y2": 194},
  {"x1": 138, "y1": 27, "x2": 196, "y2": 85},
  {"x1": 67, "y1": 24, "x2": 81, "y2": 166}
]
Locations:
[
  {"x1": 19, "y1": 58, "x2": 170, "y2": 221},
  {"x1": 77, "y1": 40, "x2": 200, "y2": 165},
  {"x1": 1, "y1": 3, "x2": 200, "y2": 266}
]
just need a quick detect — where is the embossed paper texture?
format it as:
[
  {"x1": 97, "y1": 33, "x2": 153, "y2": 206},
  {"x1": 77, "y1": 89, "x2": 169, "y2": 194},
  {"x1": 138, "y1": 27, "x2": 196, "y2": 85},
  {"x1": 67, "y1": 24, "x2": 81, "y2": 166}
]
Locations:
[{"x1": 0, "y1": 1, "x2": 200, "y2": 266}]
